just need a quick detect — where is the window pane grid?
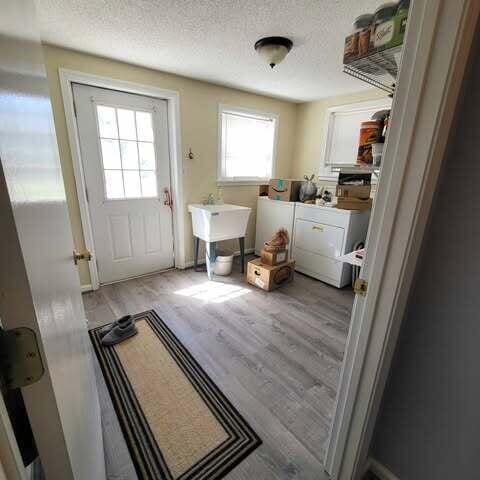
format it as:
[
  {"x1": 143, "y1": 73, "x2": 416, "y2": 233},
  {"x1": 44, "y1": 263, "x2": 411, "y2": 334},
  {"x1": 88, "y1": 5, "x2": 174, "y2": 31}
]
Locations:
[
  {"x1": 114, "y1": 108, "x2": 126, "y2": 199},
  {"x1": 97, "y1": 105, "x2": 158, "y2": 199}
]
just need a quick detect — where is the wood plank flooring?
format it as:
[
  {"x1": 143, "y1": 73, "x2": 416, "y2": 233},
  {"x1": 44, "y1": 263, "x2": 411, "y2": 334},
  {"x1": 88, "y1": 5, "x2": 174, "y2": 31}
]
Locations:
[{"x1": 84, "y1": 258, "x2": 354, "y2": 480}]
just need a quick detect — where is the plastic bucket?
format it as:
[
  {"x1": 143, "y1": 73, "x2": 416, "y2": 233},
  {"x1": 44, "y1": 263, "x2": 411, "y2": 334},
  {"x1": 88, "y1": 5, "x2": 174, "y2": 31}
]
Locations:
[{"x1": 213, "y1": 249, "x2": 234, "y2": 276}]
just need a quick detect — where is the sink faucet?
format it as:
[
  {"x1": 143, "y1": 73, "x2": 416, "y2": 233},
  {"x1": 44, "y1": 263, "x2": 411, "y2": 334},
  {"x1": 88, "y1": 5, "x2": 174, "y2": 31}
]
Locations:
[{"x1": 204, "y1": 193, "x2": 216, "y2": 205}]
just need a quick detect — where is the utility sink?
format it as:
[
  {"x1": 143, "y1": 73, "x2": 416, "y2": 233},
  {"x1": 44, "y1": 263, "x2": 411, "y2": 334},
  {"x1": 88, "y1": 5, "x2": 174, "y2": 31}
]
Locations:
[{"x1": 188, "y1": 203, "x2": 251, "y2": 242}]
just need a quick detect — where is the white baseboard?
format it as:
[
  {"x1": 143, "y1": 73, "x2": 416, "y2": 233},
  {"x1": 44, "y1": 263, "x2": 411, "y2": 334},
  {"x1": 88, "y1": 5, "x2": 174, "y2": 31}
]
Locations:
[
  {"x1": 184, "y1": 247, "x2": 255, "y2": 268},
  {"x1": 367, "y1": 458, "x2": 400, "y2": 480},
  {"x1": 80, "y1": 249, "x2": 255, "y2": 285}
]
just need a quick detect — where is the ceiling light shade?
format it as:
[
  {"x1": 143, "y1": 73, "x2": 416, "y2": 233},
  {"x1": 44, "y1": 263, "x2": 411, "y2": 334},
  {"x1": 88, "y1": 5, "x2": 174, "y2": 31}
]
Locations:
[{"x1": 254, "y1": 36, "x2": 293, "y2": 69}]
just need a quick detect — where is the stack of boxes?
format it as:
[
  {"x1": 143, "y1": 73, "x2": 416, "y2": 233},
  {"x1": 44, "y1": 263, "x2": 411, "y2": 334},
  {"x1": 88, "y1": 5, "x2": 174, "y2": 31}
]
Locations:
[
  {"x1": 336, "y1": 173, "x2": 372, "y2": 211},
  {"x1": 246, "y1": 245, "x2": 295, "y2": 292}
]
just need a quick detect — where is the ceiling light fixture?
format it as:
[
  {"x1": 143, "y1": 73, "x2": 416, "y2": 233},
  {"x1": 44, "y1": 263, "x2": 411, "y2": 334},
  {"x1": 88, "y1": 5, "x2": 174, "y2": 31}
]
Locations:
[{"x1": 254, "y1": 36, "x2": 293, "y2": 69}]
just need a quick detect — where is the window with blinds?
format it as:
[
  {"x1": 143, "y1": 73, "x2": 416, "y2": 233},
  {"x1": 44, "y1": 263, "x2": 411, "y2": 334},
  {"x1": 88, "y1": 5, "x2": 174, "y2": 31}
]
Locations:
[
  {"x1": 320, "y1": 99, "x2": 392, "y2": 178},
  {"x1": 218, "y1": 106, "x2": 277, "y2": 183}
]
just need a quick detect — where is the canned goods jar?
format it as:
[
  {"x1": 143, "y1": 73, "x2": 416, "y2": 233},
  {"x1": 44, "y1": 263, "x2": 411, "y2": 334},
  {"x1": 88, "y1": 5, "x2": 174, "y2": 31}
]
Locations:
[
  {"x1": 344, "y1": 32, "x2": 359, "y2": 61},
  {"x1": 370, "y1": 2, "x2": 398, "y2": 50},
  {"x1": 357, "y1": 120, "x2": 381, "y2": 165},
  {"x1": 354, "y1": 13, "x2": 374, "y2": 56}
]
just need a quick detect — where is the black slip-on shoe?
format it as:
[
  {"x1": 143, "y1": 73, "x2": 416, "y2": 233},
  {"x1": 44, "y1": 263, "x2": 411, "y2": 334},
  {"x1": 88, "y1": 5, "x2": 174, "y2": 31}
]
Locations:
[
  {"x1": 99, "y1": 315, "x2": 133, "y2": 338},
  {"x1": 101, "y1": 322, "x2": 138, "y2": 347}
]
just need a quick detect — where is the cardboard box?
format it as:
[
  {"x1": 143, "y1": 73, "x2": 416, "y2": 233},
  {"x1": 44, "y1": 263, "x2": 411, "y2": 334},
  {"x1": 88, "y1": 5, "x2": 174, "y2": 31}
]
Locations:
[
  {"x1": 260, "y1": 248, "x2": 288, "y2": 266},
  {"x1": 338, "y1": 172, "x2": 371, "y2": 185},
  {"x1": 336, "y1": 198, "x2": 372, "y2": 211},
  {"x1": 246, "y1": 258, "x2": 295, "y2": 291},
  {"x1": 268, "y1": 179, "x2": 302, "y2": 202},
  {"x1": 259, "y1": 184, "x2": 269, "y2": 196},
  {"x1": 336, "y1": 184, "x2": 371, "y2": 200}
]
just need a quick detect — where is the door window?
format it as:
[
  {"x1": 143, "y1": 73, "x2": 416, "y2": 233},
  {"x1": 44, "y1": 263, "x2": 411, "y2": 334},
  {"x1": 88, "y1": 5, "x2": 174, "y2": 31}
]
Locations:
[{"x1": 96, "y1": 105, "x2": 158, "y2": 199}]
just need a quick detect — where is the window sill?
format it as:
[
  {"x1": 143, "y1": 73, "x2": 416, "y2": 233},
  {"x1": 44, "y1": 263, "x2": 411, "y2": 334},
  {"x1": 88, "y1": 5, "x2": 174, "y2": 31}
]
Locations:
[{"x1": 216, "y1": 179, "x2": 269, "y2": 187}]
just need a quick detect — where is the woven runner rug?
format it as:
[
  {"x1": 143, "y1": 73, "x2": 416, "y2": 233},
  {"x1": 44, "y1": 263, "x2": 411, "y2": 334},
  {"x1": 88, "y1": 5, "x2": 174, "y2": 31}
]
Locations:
[{"x1": 90, "y1": 310, "x2": 261, "y2": 480}]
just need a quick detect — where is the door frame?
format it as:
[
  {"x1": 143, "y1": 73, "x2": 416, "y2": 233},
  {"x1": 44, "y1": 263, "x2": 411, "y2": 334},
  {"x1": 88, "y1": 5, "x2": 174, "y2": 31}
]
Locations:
[
  {"x1": 325, "y1": 0, "x2": 479, "y2": 478},
  {"x1": 59, "y1": 68, "x2": 186, "y2": 290}
]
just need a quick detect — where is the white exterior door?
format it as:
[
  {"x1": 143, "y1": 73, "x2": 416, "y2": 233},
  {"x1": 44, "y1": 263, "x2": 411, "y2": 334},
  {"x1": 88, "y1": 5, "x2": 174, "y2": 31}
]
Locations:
[
  {"x1": 73, "y1": 84, "x2": 174, "y2": 284},
  {"x1": 1, "y1": 1, "x2": 105, "y2": 478}
]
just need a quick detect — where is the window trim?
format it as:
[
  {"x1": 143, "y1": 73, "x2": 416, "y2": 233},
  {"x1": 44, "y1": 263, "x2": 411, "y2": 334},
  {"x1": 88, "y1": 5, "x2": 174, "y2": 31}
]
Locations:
[
  {"x1": 217, "y1": 104, "x2": 279, "y2": 185},
  {"x1": 319, "y1": 98, "x2": 392, "y2": 180}
]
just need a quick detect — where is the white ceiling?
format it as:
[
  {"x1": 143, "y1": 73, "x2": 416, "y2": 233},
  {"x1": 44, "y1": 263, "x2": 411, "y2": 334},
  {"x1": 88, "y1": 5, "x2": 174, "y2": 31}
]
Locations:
[{"x1": 35, "y1": 0, "x2": 381, "y2": 102}]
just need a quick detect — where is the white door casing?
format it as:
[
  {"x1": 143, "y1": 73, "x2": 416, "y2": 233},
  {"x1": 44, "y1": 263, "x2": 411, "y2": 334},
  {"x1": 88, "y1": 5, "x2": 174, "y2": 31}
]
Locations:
[
  {"x1": 73, "y1": 84, "x2": 175, "y2": 284},
  {"x1": 59, "y1": 69, "x2": 186, "y2": 290},
  {"x1": 0, "y1": 1, "x2": 105, "y2": 478}
]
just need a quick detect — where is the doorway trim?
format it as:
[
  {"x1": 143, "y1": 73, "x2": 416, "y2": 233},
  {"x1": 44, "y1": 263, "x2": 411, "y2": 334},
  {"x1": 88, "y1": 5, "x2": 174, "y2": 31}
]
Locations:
[
  {"x1": 59, "y1": 68, "x2": 186, "y2": 290},
  {"x1": 325, "y1": 0, "x2": 479, "y2": 478}
]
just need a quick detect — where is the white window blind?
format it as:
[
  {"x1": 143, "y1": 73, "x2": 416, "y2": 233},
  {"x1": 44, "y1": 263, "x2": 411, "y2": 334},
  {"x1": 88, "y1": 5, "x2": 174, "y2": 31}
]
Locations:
[
  {"x1": 325, "y1": 110, "x2": 376, "y2": 166},
  {"x1": 219, "y1": 106, "x2": 277, "y2": 182}
]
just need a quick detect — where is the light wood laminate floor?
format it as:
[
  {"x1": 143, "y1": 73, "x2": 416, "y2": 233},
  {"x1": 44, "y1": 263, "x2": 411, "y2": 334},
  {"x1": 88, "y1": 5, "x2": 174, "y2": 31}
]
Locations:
[{"x1": 84, "y1": 258, "x2": 354, "y2": 480}]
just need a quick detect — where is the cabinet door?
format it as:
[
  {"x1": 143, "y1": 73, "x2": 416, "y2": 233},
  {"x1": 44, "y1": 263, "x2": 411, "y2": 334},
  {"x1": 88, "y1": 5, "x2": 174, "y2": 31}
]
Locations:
[{"x1": 294, "y1": 219, "x2": 344, "y2": 258}]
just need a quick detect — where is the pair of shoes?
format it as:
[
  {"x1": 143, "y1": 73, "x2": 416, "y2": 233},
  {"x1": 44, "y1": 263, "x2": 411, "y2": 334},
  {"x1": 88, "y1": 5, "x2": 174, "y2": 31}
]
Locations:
[
  {"x1": 100, "y1": 315, "x2": 138, "y2": 346},
  {"x1": 99, "y1": 315, "x2": 132, "y2": 338}
]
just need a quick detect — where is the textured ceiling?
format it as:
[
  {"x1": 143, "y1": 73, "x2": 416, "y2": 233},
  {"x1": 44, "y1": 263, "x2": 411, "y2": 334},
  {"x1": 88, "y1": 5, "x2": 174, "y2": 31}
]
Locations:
[{"x1": 34, "y1": 0, "x2": 382, "y2": 102}]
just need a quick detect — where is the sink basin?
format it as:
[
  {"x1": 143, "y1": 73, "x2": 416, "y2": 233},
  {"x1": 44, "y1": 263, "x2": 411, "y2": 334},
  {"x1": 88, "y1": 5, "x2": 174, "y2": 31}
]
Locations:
[{"x1": 188, "y1": 203, "x2": 251, "y2": 242}]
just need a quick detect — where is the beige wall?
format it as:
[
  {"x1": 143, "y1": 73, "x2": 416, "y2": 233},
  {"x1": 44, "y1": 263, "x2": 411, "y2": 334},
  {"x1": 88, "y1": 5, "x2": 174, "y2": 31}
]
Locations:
[
  {"x1": 292, "y1": 89, "x2": 387, "y2": 189},
  {"x1": 43, "y1": 44, "x2": 388, "y2": 288},
  {"x1": 42, "y1": 45, "x2": 298, "y2": 287}
]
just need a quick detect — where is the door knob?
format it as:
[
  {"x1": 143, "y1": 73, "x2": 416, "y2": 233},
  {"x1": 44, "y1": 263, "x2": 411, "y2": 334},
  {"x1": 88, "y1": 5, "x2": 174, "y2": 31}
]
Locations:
[{"x1": 73, "y1": 250, "x2": 92, "y2": 265}]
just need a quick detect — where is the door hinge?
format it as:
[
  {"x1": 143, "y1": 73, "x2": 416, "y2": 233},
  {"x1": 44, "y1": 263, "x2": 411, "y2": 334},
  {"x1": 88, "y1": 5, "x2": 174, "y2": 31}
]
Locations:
[
  {"x1": 0, "y1": 327, "x2": 44, "y2": 391},
  {"x1": 85, "y1": 187, "x2": 89, "y2": 203},
  {"x1": 73, "y1": 99, "x2": 77, "y2": 118},
  {"x1": 354, "y1": 278, "x2": 368, "y2": 296}
]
